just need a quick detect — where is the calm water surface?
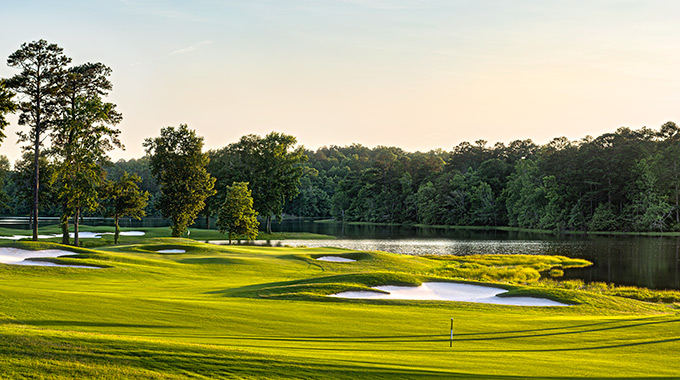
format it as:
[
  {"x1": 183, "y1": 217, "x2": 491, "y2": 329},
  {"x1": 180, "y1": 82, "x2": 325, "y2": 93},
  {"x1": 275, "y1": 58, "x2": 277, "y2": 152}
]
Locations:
[
  {"x1": 2, "y1": 217, "x2": 678, "y2": 290},
  {"x1": 261, "y1": 221, "x2": 680, "y2": 291}
]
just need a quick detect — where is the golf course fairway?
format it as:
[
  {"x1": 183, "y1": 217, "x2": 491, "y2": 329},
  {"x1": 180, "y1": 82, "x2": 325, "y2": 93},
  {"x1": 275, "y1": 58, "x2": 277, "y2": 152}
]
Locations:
[{"x1": 0, "y1": 236, "x2": 678, "y2": 379}]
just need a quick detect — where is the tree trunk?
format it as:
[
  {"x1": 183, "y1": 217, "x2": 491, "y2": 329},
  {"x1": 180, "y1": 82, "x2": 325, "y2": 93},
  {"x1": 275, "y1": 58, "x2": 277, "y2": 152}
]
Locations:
[
  {"x1": 266, "y1": 215, "x2": 272, "y2": 234},
  {"x1": 32, "y1": 108, "x2": 40, "y2": 241},
  {"x1": 675, "y1": 160, "x2": 679, "y2": 224},
  {"x1": 205, "y1": 210, "x2": 210, "y2": 229},
  {"x1": 74, "y1": 207, "x2": 80, "y2": 247},
  {"x1": 114, "y1": 214, "x2": 120, "y2": 244},
  {"x1": 61, "y1": 202, "x2": 70, "y2": 245}
]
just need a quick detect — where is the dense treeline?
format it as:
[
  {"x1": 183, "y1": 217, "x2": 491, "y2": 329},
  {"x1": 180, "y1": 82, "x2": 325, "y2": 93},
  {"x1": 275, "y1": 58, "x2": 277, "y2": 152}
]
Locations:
[
  {"x1": 283, "y1": 123, "x2": 680, "y2": 233},
  {"x1": 3, "y1": 122, "x2": 679, "y2": 233},
  {"x1": 2, "y1": 41, "x2": 679, "y2": 235}
]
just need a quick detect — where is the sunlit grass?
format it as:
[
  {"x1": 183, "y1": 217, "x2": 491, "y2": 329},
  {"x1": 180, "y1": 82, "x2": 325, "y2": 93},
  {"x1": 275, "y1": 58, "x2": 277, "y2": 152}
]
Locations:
[
  {"x1": 0, "y1": 238, "x2": 678, "y2": 378},
  {"x1": 0, "y1": 224, "x2": 334, "y2": 248}
]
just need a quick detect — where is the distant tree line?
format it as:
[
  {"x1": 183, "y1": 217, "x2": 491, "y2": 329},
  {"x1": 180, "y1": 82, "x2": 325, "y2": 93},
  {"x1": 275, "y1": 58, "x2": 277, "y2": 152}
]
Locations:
[
  {"x1": 282, "y1": 123, "x2": 680, "y2": 233},
  {"x1": 2, "y1": 40, "x2": 680, "y2": 238},
  {"x1": 4, "y1": 121, "x2": 680, "y2": 234}
]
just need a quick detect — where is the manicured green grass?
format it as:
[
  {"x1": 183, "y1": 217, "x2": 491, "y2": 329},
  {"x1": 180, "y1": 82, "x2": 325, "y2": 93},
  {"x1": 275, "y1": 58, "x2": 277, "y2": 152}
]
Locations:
[
  {"x1": 0, "y1": 224, "x2": 333, "y2": 248},
  {"x1": 0, "y1": 238, "x2": 679, "y2": 379}
]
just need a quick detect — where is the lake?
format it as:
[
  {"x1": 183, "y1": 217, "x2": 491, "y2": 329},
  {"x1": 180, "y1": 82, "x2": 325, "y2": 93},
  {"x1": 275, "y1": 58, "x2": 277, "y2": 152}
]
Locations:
[
  {"x1": 2, "y1": 217, "x2": 678, "y2": 290},
  {"x1": 261, "y1": 220, "x2": 680, "y2": 291}
]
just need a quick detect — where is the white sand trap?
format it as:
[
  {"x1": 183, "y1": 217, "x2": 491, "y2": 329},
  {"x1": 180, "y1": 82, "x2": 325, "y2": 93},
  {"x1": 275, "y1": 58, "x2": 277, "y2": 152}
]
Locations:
[
  {"x1": 119, "y1": 231, "x2": 145, "y2": 236},
  {"x1": 0, "y1": 234, "x2": 64, "y2": 240},
  {"x1": 316, "y1": 256, "x2": 356, "y2": 262},
  {"x1": 0, "y1": 248, "x2": 100, "y2": 268},
  {"x1": 157, "y1": 249, "x2": 186, "y2": 253},
  {"x1": 0, "y1": 231, "x2": 145, "y2": 240},
  {"x1": 73, "y1": 232, "x2": 103, "y2": 239},
  {"x1": 71, "y1": 231, "x2": 145, "y2": 239},
  {"x1": 330, "y1": 282, "x2": 568, "y2": 307}
]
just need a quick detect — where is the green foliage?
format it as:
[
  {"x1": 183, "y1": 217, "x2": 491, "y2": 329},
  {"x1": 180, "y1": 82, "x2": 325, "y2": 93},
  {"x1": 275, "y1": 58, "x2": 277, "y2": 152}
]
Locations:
[
  {"x1": 503, "y1": 159, "x2": 544, "y2": 228},
  {"x1": 144, "y1": 124, "x2": 216, "y2": 236},
  {"x1": 5, "y1": 39, "x2": 71, "y2": 240},
  {"x1": 538, "y1": 175, "x2": 567, "y2": 231},
  {"x1": 626, "y1": 157, "x2": 672, "y2": 231},
  {"x1": 0, "y1": 155, "x2": 11, "y2": 212},
  {"x1": 285, "y1": 167, "x2": 332, "y2": 217},
  {"x1": 7, "y1": 151, "x2": 58, "y2": 217},
  {"x1": 107, "y1": 157, "x2": 160, "y2": 217},
  {"x1": 51, "y1": 62, "x2": 123, "y2": 246},
  {"x1": 5, "y1": 40, "x2": 71, "y2": 138},
  {"x1": 101, "y1": 172, "x2": 149, "y2": 244},
  {"x1": 589, "y1": 202, "x2": 619, "y2": 231},
  {"x1": 216, "y1": 182, "x2": 259, "y2": 243},
  {"x1": 208, "y1": 132, "x2": 306, "y2": 232},
  {"x1": 280, "y1": 124, "x2": 680, "y2": 233},
  {"x1": 0, "y1": 80, "x2": 16, "y2": 142},
  {"x1": 415, "y1": 181, "x2": 438, "y2": 225}
]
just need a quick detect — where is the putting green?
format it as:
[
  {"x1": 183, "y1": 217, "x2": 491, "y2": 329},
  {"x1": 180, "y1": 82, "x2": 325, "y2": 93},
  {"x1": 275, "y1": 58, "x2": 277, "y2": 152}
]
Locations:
[{"x1": 0, "y1": 237, "x2": 678, "y2": 379}]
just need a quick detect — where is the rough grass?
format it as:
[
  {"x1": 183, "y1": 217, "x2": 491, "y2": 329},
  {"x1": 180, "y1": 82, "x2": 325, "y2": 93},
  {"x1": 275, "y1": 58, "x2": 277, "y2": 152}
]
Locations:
[
  {"x1": 423, "y1": 254, "x2": 590, "y2": 284},
  {"x1": 0, "y1": 238, "x2": 679, "y2": 379},
  {"x1": 541, "y1": 279, "x2": 680, "y2": 304}
]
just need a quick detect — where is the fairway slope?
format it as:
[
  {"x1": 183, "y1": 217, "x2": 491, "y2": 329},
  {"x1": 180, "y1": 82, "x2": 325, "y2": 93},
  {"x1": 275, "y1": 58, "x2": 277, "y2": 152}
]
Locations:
[{"x1": 1, "y1": 239, "x2": 679, "y2": 379}]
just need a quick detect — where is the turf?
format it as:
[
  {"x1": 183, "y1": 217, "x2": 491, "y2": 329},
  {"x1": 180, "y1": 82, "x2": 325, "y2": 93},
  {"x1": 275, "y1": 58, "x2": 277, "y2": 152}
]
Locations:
[
  {"x1": 0, "y1": 224, "x2": 333, "y2": 247},
  {"x1": 0, "y1": 237, "x2": 679, "y2": 379}
]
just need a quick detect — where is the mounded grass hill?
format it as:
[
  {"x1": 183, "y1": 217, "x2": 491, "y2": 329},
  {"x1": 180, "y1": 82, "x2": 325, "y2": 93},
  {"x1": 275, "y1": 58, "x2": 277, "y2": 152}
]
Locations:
[{"x1": 0, "y1": 235, "x2": 679, "y2": 379}]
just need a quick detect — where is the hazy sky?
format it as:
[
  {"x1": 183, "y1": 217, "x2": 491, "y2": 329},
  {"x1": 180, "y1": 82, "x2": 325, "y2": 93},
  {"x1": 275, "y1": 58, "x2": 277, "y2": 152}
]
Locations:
[{"x1": 1, "y1": 0, "x2": 680, "y2": 163}]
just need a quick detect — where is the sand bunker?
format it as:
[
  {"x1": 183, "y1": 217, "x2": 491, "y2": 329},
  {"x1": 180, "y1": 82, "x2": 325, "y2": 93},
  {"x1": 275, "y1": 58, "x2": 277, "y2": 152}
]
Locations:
[
  {"x1": 0, "y1": 231, "x2": 145, "y2": 240},
  {"x1": 119, "y1": 231, "x2": 145, "y2": 236},
  {"x1": 316, "y1": 256, "x2": 356, "y2": 262},
  {"x1": 157, "y1": 249, "x2": 186, "y2": 254},
  {"x1": 74, "y1": 232, "x2": 104, "y2": 239},
  {"x1": 0, "y1": 248, "x2": 100, "y2": 268},
  {"x1": 330, "y1": 282, "x2": 568, "y2": 307},
  {"x1": 0, "y1": 234, "x2": 62, "y2": 240}
]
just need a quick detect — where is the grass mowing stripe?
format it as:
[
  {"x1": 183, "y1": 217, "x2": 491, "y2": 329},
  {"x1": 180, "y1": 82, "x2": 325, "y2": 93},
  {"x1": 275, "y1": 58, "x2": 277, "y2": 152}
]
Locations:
[{"x1": 0, "y1": 237, "x2": 679, "y2": 378}]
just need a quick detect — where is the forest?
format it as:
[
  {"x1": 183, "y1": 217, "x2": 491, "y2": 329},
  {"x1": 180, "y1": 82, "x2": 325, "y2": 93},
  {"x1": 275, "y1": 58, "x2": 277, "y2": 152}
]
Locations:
[
  {"x1": 2, "y1": 40, "x2": 680, "y2": 236},
  {"x1": 1, "y1": 122, "x2": 679, "y2": 234},
  {"x1": 281, "y1": 123, "x2": 680, "y2": 233}
]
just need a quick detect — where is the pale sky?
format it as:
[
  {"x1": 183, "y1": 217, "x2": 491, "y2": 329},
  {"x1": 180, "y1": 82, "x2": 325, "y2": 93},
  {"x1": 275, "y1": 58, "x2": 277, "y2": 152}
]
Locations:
[{"x1": 1, "y1": 0, "x2": 680, "y2": 164}]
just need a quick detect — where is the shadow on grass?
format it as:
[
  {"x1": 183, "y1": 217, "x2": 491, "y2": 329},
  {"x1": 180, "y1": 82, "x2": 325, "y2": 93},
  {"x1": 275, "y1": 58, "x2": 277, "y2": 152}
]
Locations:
[
  {"x1": 183, "y1": 335, "x2": 680, "y2": 355},
  {"x1": 15, "y1": 320, "x2": 184, "y2": 329},
  {"x1": 2, "y1": 329, "x2": 675, "y2": 379},
  {"x1": 156, "y1": 317, "x2": 680, "y2": 348},
  {"x1": 210, "y1": 272, "x2": 421, "y2": 298},
  {"x1": 451, "y1": 317, "x2": 657, "y2": 337},
  {"x1": 178, "y1": 257, "x2": 244, "y2": 265},
  {"x1": 452, "y1": 317, "x2": 680, "y2": 342}
]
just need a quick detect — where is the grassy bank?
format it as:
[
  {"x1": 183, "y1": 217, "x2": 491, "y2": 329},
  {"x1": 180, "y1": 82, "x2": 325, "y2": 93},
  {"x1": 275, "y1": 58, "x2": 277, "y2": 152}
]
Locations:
[
  {"x1": 0, "y1": 224, "x2": 334, "y2": 248},
  {"x1": 0, "y1": 238, "x2": 679, "y2": 379}
]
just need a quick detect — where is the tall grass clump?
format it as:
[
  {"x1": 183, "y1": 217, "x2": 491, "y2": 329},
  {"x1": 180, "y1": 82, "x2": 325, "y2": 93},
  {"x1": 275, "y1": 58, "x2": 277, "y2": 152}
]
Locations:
[
  {"x1": 539, "y1": 279, "x2": 680, "y2": 304},
  {"x1": 425, "y1": 254, "x2": 590, "y2": 284}
]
